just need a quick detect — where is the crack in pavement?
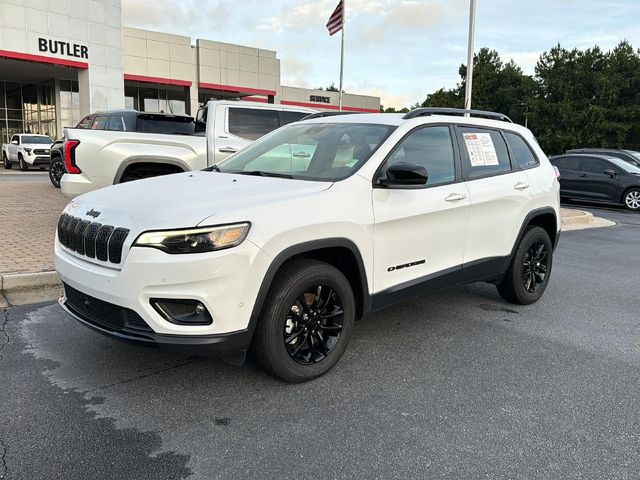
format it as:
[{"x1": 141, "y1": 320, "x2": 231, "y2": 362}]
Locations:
[
  {"x1": 1, "y1": 308, "x2": 9, "y2": 479},
  {"x1": 83, "y1": 358, "x2": 203, "y2": 396},
  {"x1": 0, "y1": 308, "x2": 9, "y2": 362}
]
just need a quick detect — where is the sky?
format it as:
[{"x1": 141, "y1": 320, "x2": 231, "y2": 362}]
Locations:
[{"x1": 121, "y1": 0, "x2": 640, "y2": 109}]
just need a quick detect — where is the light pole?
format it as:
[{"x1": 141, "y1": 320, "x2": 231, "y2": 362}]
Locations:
[{"x1": 464, "y1": 0, "x2": 477, "y2": 113}]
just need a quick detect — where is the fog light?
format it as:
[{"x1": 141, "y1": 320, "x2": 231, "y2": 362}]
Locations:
[{"x1": 151, "y1": 299, "x2": 213, "y2": 325}]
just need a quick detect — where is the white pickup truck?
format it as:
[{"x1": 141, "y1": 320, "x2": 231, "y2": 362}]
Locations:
[
  {"x1": 60, "y1": 100, "x2": 316, "y2": 198},
  {"x1": 2, "y1": 134, "x2": 53, "y2": 171}
]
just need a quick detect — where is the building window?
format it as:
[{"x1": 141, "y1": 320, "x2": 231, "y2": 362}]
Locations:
[
  {"x1": 60, "y1": 80, "x2": 80, "y2": 130},
  {"x1": 124, "y1": 82, "x2": 189, "y2": 115},
  {"x1": 0, "y1": 81, "x2": 57, "y2": 144}
]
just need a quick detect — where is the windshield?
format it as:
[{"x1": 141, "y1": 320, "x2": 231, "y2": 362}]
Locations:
[
  {"x1": 217, "y1": 123, "x2": 395, "y2": 181},
  {"x1": 611, "y1": 157, "x2": 640, "y2": 174},
  {"x1": 22, "y1": 136, "x2": 52, "y2": 144}
]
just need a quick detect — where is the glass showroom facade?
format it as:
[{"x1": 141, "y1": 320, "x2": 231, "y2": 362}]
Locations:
[{"x1": 0, "y1": 81, "x2": 58, "y2": 143}]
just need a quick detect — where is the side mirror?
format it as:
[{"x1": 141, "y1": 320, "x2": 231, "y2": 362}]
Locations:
[
  {"x1": 604, "y1": 168, "x2": 617, "y2": 178},
  {"x1": 11, "y1": 140, "x2": 18, "y2": 145},
  {"x1": 378, "y1": 162, "x2": 428, "y2": 187}
]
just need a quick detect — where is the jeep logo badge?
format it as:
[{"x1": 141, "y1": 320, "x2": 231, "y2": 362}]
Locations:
[{"x1": 86, "y1": 209, "x2": 101, "y2": 218}]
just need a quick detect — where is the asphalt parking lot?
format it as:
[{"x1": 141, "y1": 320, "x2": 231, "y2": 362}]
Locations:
[{"x1": 1, "y1": 206, "x2": 639, "y2": 480}]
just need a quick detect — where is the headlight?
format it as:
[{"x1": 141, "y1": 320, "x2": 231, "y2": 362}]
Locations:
[
  {"x1": 24, "y1": 148, "x2": 32, "y2": 155},
  {"x1": 133, "y1": 223, "x2": 250, "y2": 254}
]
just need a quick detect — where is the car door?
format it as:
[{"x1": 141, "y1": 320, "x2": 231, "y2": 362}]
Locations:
[
  {"x1": 578, "y1": 157, "x2": 620, "y2": 201},
  {"x1": 455, "y1": 125, "x2": 531, "y2": 266},
  {"x1": 214, "y1": 106, "x2": 281, "y2": 163},
  {"x1": 9, "y1": 135, "x2": 19, "y2": 160},
  {"x1": 551, "y1": 156, "x2": 583, "y2": 197},
  {"x1": 372, "y1": 125, "x2": 470, "y2": 296}
]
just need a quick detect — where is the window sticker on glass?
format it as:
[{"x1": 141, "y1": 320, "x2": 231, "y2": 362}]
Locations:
[{"x1": 463, "y1": 133, "x2": 499, "y2": 167}]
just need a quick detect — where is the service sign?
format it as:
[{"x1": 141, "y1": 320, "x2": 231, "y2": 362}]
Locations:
[{"x1": 309, "y1": 95, "x2": 331, "y2": 104}]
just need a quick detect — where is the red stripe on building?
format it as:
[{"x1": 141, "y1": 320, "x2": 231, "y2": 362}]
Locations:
[
  {"x1": 0, "y1": 49, "x2": 88, "y2": 69},
  {"x1": 199, "y1": 82, "x2": 276, "y2": 97},
  {"x1": 124, "y1": 73, "x2": 192, "y2": 87},
  {"x1": 281, "y1": 100, "x2": 378, "y2": 113}
]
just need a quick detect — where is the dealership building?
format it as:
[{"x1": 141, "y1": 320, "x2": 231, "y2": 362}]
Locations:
[{"x1": 0, "y1": 0, "x2": 380, "y2": 143}]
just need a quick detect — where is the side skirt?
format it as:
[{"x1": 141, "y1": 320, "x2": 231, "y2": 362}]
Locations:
[{"x1": 371, "y1": 256, "x2": 509, "y2": 311}]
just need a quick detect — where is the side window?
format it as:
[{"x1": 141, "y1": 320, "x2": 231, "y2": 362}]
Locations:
[
  {"x1": 553, "y1": 156, "x2": 580, "y2": 171},
  {"x1": 386, "y1": 126, "x2": 455, "y2": 186},
  {"x1": 283, "y1": 111, "x2": 311, "y2": 125},
  {"x1": 91, "y1": 115, "x2": 109, "y2": 130},
  {"x1": 228, "y1": 108, "x2": 280, "y2": 141},
  {"x1": 458, "y1": 127, "x2": 511, "y2": 178},
  {"x1": 505, "y1": 132, "x2": 539, "y2": 168},
  {"x1": 11, "y1": 135, "x2": 19, "y2": 144},
  {"x1": 582, "y1": 158, "x2": 612, "y2": 174},
  {"x1": 76, "y1": 115, "x2": 95, "y2": 129},
  {"x1": 195, "y1": 107, "x2": 207, "y2": 133},
  {"x1": 106, "y1": 115, "x2": 126, "y2": 131}
]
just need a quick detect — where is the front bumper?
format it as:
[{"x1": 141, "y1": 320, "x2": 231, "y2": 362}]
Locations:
[
  {"x1": 56, "y1": 236, "x2": 272, "y2": 349},
  {"x1": 27, "y1": 155, "x2": 50, "y2": 166},
  {"x1": 59, "y1": 293, "x2": 251, "y2": 358}
]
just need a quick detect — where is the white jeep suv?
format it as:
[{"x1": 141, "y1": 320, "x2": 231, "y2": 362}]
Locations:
[{"x1": 55, "y1": 108, "x2": 561, "y2": 382}]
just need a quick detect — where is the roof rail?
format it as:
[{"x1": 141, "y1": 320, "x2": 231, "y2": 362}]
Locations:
[
  {"x1": 402, "y1": 107, "x2": 513, "y2": 123},
  {"x1": 301, "y1": 111, "x2": 363, "y2": 121}
]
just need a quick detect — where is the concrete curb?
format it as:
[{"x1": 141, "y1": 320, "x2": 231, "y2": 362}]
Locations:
[{"x1": 0, "y1": 271, "x2": 62, "y2": 307}]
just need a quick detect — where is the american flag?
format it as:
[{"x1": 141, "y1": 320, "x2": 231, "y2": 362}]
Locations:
[{"x1": 326, "y1": 0, "x2": 344, "y2": 36}]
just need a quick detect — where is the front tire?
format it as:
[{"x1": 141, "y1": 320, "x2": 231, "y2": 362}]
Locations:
[
  {"x1": 623, "y1": 188, "x2": 640, "y2": 211},
  {"x1": 252, "y1": 259, "x2": 355, "y2": 383},
  {"x1": 18, "y1": 155, "x2": 28, "y2": 171},
  {"x1": 49, "y1": 157, "x2": 65, "y2": 188},
  {"x1": 497, "y1": 226, "x2": 553, "y2": 305},
  {"x1": 2, "y1": 152, "x2": 11, "y2": 169}
]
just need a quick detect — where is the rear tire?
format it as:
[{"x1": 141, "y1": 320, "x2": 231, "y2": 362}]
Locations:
[
  {"x1": 252, "y1": 259, "x2": 355, "y2": 383},
  {"x1": 18, "y1": 155, "x2": 28, "y2": 171},
  {"x1": 497, "y1": 226, "x2": 553, "y2": 305},
  {"x1": 2, "y1": 152, "x2": 10, "y2": 169},
  {"x1": 623, "y1": 188, "x2": 640, "y2": 211}
]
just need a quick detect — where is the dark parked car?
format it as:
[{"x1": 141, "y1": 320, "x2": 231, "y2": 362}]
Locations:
[
  {"x1": 550, "y1": 153, "x2": 640, "y2": 211},
  {"x1": 566, "y1": 148, "x2": 640, "y2": 168},
  {"x1": 48, "y1": 110, "x2": 195, "y2": 187}
]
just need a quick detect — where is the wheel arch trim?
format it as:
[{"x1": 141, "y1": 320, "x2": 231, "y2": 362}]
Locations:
[{"x1": 247, "y1": 238, "x2": 371, "y2": 342}]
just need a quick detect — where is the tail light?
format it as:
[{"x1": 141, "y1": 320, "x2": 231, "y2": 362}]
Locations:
[
  {"x1": 64, "y1": 139, "x2": 81, "y2": 174},
  {"x1": 553, "y1": 166, "x2": 560, "y2": 180}
]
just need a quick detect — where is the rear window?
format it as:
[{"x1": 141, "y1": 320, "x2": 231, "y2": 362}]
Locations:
[
  {"x1": 283, "y1": 111, "x2": 311, "y2": 125},
  {"x1": 505, "y1": 132, "x2": 539, "y2": 168},
  {"x1": 552, "y1": 156, "x2": 580, "y2": 170},
  {"x1": 76, "y1": 116, "x2": 95, "y2": 129},
  {"x1": 135, "y1": 114, "x2": 195, "y2": 135},
  {"x1": 91, "y1": 115, "x2": 108, "y2": 130},
  {"x1": 228, "y1": 107, "x2": 281, "y2": 141},
  {"x1": 106, "y1": 114, "x2": 131, "y2": 131},
  {"x1": 458, "y1": 127, "x2": 512, "y2": 178}
]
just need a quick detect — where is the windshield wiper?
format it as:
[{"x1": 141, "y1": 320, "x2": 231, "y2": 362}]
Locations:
[{"x1": 233, "y1": 170, "x2": 294, "y2": 179}]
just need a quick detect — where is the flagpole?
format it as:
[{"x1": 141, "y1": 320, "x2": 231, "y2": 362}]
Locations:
[
  {"x1": 338, "y1": 0, "x2": 345, "y2": 111},
  {"x1": 463, "y1": 0, "x2": 477, "y2": 115}
]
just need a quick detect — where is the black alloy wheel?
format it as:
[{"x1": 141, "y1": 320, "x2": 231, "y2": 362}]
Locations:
[
  {"x1": 522, "y1": 240, "x2": 548, "y2": 293},
  {"x1": 49, "y1": 157, "x2": 65, "y2": 188},
  {"x1": 18, "y1": 156, "x2": 28, "y2": 171},
  {"x1": 497, "y1": 226, "x2": 553, "y2": 305},
  {"x1": 252, "y1": 259, "x2": 355, "y2": 383},
  {"x1": 284, "y1": 284, "x2": 344, "y2": 365},
  {"x1": 2, "y1": 152, "x2": 11, "y2": 169}
]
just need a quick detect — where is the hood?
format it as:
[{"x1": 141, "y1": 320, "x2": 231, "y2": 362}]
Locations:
[
  {"x1": 64, "y1": 170, "x2": 332, "y2": 230},
  {"x1": 23, "y1": 143, "x2": 53, "y2": 150}
]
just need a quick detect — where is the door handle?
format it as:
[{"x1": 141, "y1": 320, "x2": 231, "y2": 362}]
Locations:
[
  {"x1": 514, "y1": 182, "x2": 530, "y2": 191},
  {"x1": 218, "y1": 147, "x2": 238, "y2": 154},
  {"x1": 578, "y1": 173, "x2": 587, "y2": 178},
  {"x1": 445, "y1": 193, "x2": 466, "y2": 202}
]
